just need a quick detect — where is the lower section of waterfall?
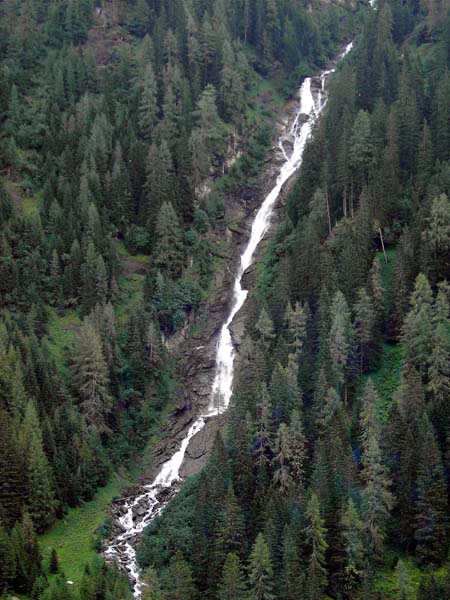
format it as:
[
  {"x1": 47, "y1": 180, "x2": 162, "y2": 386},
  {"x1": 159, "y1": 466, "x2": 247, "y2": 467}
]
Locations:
[{"x1": 104, "y1": 41, "x2": 354, "y2": 597}]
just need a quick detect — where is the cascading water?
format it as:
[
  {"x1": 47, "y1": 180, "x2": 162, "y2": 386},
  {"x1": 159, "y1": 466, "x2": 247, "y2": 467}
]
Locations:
[{"x1": 104, "y1": 41, "x2": 353, "y2": 597}]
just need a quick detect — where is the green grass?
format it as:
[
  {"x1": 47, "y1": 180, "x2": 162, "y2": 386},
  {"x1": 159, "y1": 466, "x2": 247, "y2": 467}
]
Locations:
[
  {"x1": 374, "y1": 557, "x2": 422, "y2": 599},
  {"x1": 45, "y1": 308, "x2": 81, "y2": 376},
  {"x1": 370, "y1": 342, "x2": 404, "y2": 422},
  {"x1": 39, "y1": 477, "x2": 123, "y2": 584},
  {"x1": 22, "y1": 193, "x2": 41, "y2": 216},
  {"x1": 116, "y1": 273, "x2": 145, "y2": 324},
  {"x1": 378, "y1": 247, "x2": 398, "y2": 311},
  {"x1": 365, "y1": 247, "x2": 402, "y2": 421},
  {"x1": 116, "y1": 240, "x2": 151, "y2": 265},
  {"x1": 246, "y1": 71, "x2": 285, "y2": 121}
]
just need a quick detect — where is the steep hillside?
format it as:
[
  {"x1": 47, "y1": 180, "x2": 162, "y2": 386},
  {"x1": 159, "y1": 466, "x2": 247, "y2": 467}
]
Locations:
[
  {"x1": 0, "y1": 0, "x2": 356, "y2": 598},
  {"x1": 135, "y1": 1, "x2": 450, "y2": 599}
]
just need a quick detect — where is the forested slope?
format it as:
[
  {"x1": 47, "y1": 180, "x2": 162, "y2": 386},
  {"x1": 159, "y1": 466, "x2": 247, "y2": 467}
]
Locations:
[
  {"x1": 135, "y1": 1, "x2": 450, "y2": 599},
  {"x1": 0, "y1": 0, "x2": 354, "y2": 598}
]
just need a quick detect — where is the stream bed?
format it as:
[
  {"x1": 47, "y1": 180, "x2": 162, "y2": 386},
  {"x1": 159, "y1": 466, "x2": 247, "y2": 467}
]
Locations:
[{"x1": 104, "y1": 41, "x2": 354, "y2": 597}]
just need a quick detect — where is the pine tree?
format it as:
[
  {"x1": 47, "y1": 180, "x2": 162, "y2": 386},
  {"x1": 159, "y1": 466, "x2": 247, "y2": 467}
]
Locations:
[
  {"x1": 248, "y1": 533, "x2": 274, "y2": 600},
  {"x1": 414, "y1": 416, "x2": 448, "y2": 565},
  {"x1": 388, "y1": 367, "x2": 425, "y2": 549},
  {"x1": 416, "y1": 120, "x2": 433, "y2": 193},
  {"x1": 305, "y1": 493, "x2": 328, "y2": 600},
  {"x1": 144, "y1": 140, "x2": 177, "y2": 229},
  {"x1": 285, "y1": 301, "x2": 308, "y2": 355},
  {"x1": 190, "y1": 85, "x2": 226, "y2": 185},
  {"x1": 272, "y1": 423, "x2": 293, "y2": 495},
  {"x1": 94, "y1": 254, "x2": 108, "y2": 305},
  {"x1": 0, "y1": 525, "x2": 16, "y2": 595},
  {"x1": 354, "y1": 287, "x2": 375, "y2": 374},
  {"x1": 139, "y1": 63, "x2": 158, "y2": 142},
  {"x1": 215, "y1": 486, "x2": 246, "y2": 559},
  {"x1": 255, "y1": 308, "x2": 275, "y2": 350},
  {"x1": 368, "y1": 256, "x2": 384, "y2": 324},
  {"x1": 218, "y1": 553, "x2": 247, "y2": 600},
  {"x1": 328, "y1": 291, "x2": 354, "y2": 397},
  {"x1": 20, "y1": 401, "x2": 56, "y2": 531},
  {"x1": 253, "y1": 383, "x2": 272, "y2": 471},
  {"x1": 141, "y1": 566, "x2": 161, "y2": 600},
  {"x1": 152, "y1": 201, "x2": 184, "y2": 278},
  {"x1": 269, "y1": 357, "x2": 299, "y2": 426},
  {"x1": 163, "y1": 551, "x2": 197, "y2": 600},
  {"x1": 401, "y1": 273, "x2": 433, "y2": 374},
  {"x1": 49, "y1": 548, "x2": 59, "y2": 574},
  {"x1": 360, "y1": 381, "x2": 393, "y2": 558},
  {"x1": 129, "y1": 0, "x2": 151, "y2": 36},
  {"x1": 340, "y1": 498, "x2": 364, "y2": 597},
  {"x1": 81, "y1": 240, "x2": 100, "y2": 313},
  {"x1": 422, "y1": 194, "x2": 450, "y2": 284},
  {"x1": 0, "y1": 410, "x2": 24, "y2": 528},
  {"x1": 10, "y1": 513, "x2": 41, "y2": 593},
  {"x1": 220, "y1": 40, "x2": 244, "y2": 123},
  {"x1": 434, "y1": 71, "x2": 450, "y2": 161},
  {"x1": 395, "y1": 559, "x2": 413, "y2": 600},
  {"x1": 71, "y1": 320, "x2": 112, "y2": 433},
  {"x1": 428, "y1": 322, "x2": 450, "y2": 405},
  {"x1": 349, "y1": 110, "x2": 373, "y2": 193},
  {"x1": 288, "y1": 409, "x2": 307, "y2": 488},
  {"x1": 281, "y1": 525, "x2": 303, "y2": 600}
]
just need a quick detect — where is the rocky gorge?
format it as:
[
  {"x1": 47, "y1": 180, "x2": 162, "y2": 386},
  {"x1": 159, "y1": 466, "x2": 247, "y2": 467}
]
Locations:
[{"x1": 103, "y1": 42, "x2": 354, "y2": 595}]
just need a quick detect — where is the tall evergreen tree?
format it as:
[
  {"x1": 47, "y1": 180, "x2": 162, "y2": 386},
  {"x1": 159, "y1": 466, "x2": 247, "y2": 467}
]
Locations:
[
  {"x1": 414, "y1": 416, "x2": 448, "y2": 565},
  {"x1": 71, "y1": 320, "x2": 112, "y2": 433},
  {"x1": 248, "y1": 533, "x2": 274, "y2": 600},
  {"x1": 305, "y1": 493, "x2": 328, "y2": 600},
  {"x1": 152, "y1": 201, "x2": 184, "y2": 278},
  {"x1": 20, "y1": 401, "x2": 56, "y2": 531},
  {"x1": 360, "y1": 381, "x2": 393, "y2": 559},
  {"x1": 218, "y1": 552, "x2": 247, "y2": 600}
]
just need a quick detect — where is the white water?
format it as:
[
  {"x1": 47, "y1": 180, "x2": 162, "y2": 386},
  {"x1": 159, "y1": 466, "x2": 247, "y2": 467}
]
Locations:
[{"x1": 105, "y1": 41, "x2": 353, "y2": 597}]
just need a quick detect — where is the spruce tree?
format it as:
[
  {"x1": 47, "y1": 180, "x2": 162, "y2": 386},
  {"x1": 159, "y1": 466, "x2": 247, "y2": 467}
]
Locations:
[
  {"x1": 401, "y1": 273, "x2": 433, "y2": 375},
  {"x1": 328, "y1": 291, "x2": 354, "y2": 398},
  {"x1": 414, "y1": 416, "x2": 448, "y2": 565},
  {"x1": 272, "y1": 423, "x2": 293, "y2": 495},
  {"x1": 141, "y1": 566, "x2": 161, "y2": 600},
  {"x1": 340, "y1": 498, "x2": 364, "y2": 597},
  {"x1": 248, "y1": 533, "x2": 274, "y2": 600},
  {"x1": 144, "y1": 140, "x2": 177, "y2": 231},
  {"x1": 49, "y1": 548, "x2": 59, "y2": 574},
  {"x1": 288, "y1": 409, "x2": 307, "y2": 488},
  {"x1": 422, "y1": 194, "x2": 450, "y2": 284},
  {"x1": 20, "y1": 401, "x2": 56, "y2": 531},
  {"x1": 71, "y1": 320, "x2": 112, "y2": 433},
  {"x1": 255, "y1": 308, "x2": 275, "y2": 351},
  {"x1": 354, "y1": 287, "x2": 375, "y2": 374},
  {"x1": 139, "y1": 64, "x2": 158, "y2": 142},
  {"x1": 281, "y1": 525, "x2": 303, "y2": 600},
  {"x1": 218, "y1": 552, "x2": 247, "y2": 600},
  {"x1": 152, "y1": 201, "x2": 184, "y2": 278},
  {"x1": 305, "y1": 493, "x2": 328, "y2": 600},
  {"x1": 360, "y1": 381, "x2": 393, "y2": 558},
  {"x1": 0, "y1": 410, "x2": 24, "y2": 528},
  {"x1": 10, "y1": 513, "x2": 41, "y2": 593},
  {"x1": 163, "y1": 551, "x2": 197, "y2": 600},
  {"x1": 0, "y1": 525, "x2": 16, "y2": 595},
  {"x1": 190, "y1": 85, "x2": 226, "y2": 185}
]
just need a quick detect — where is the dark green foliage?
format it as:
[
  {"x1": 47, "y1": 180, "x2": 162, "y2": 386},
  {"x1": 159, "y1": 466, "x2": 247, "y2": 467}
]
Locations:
[
  {"x1": 135, "y1": 4, "x2": 450, "y2": 598},
  {"x1": 2, "y1": 0, "x2": 450, "y2": 598},
  {"x1": 49, "y1": 547, "x2": 59, "y2": 574}
]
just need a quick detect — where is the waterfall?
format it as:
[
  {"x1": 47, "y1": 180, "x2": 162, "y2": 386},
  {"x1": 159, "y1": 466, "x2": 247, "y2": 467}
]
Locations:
[{"x1": 104, "y1": 41, "x2": 353, "y2": 597}]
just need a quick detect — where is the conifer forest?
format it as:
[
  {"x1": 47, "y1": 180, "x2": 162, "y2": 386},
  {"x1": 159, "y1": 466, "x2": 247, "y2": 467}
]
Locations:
[{"x1": 1, "y1": 0, "x2": 450, "y2": 598}]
